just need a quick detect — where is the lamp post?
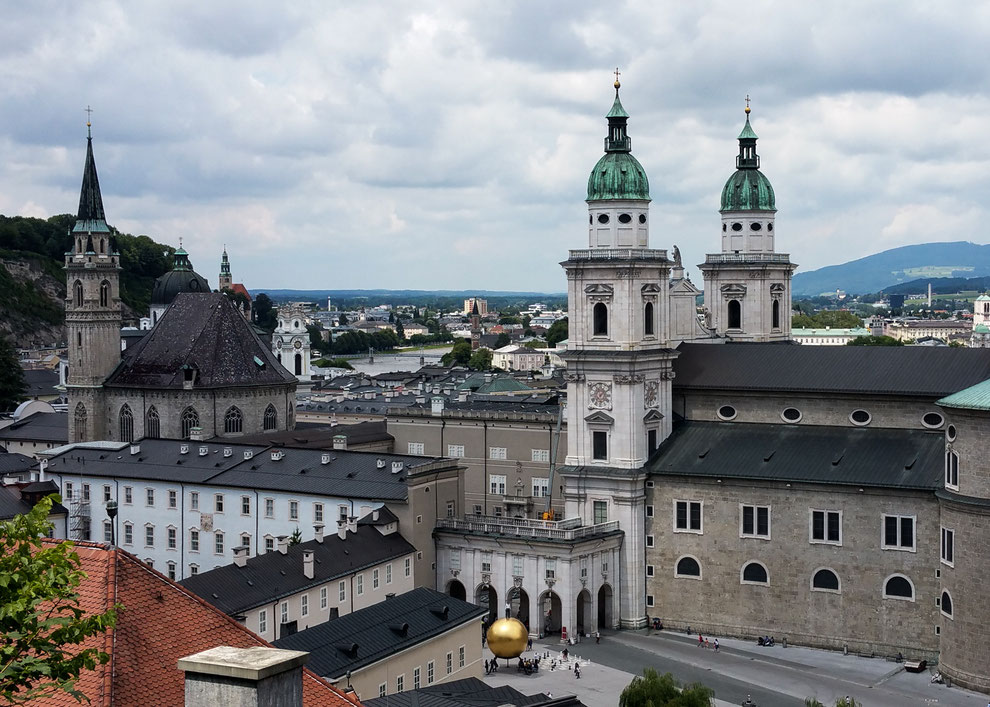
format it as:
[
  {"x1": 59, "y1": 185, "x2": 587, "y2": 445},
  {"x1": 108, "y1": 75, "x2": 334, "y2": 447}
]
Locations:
[{"x1": 106, "y1": 501, "x2": 118, "y2": 546}]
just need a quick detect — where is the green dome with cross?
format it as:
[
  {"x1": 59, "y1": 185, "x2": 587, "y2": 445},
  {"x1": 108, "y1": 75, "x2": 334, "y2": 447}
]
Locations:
[
  {"x1": 720, "y1": 105, "x2": 775, "y2": 212},
  {"x1": 586, "y1": 79, "x2": 650, "y2": 202}
]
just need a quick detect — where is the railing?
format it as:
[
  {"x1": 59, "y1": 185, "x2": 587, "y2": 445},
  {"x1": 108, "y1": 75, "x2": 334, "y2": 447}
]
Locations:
[
  {"x1": 436, "y1": 516, "x2": 620, "y2": 540},
  {"x1": 704, "y1": 252, "x2": 791, "y2": 264},
  {"x1": 567, "y1": 248, "x2": 668, "y2": 262}
]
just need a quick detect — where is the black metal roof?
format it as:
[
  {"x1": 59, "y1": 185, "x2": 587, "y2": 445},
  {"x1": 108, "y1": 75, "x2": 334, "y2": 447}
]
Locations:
[
  {"x1": 273, "y1": 588, "x2": 485, "y2": 679},
  {"x1": 22, "y1": 369, "x2": 60, "y2": 398},
  {"x1": 180, "y1": 522, "x2": 415, "y2": 614},
  {"x1": 105, "y1": 293, "x2": 296, "y2": 390},
  {"x1": 0, "y1": 412, "x2": 68, "y2": 444},
  {"x1": 363, "y1": 677, "x2": 584, "y2": 707},
  {"x1": 647, "y1": 420, "x2": 944, "y2": 490},
  {"x1": 672, "y1": 342, "x2": 990, "y2": 398},
  {"x1": 0, "y1": 451, "x2": 38, "y2": 475},
  {"x1": 222, "y1": 421, "x2": 393, "y2": 450},
  {"x1": 77, "y1": 137, "x2": 105, "y2": 222}
]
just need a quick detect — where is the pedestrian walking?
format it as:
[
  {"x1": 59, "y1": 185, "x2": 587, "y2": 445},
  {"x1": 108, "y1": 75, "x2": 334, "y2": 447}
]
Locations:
[
  {"x1": 595, "y1": 630, "x2": 600, "y2": 644},
  {"x1": 714, "y1": 638, "x2": 719, "y2": 653},
  {"x1": 575, "y1": 664, "x2": 581, "y2": 679},
  {"x1": 698, "y1": 633, "x2": 704, "y2": 647},
  {"x1": 527, "y1": 637, "x2": 533, "y2": 650},
  {"x1": 705, "y1": 638, "x2": 711, "y2": 650}
]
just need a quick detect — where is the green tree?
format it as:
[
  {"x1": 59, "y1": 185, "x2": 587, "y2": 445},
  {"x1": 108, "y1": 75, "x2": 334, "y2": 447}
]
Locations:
[
  {"x1": 618, "y1": 668, "x2": 713, "y2": 707},
  {"x1": 545, "y1": 318, "x2": 568, "y2": 347},
  {"x1": 338, "y1": 312, "x2": 348, "y2": 326},
  {"x1": 395, "y1": 318, "x2": 405, "y2": 341},
  {"x1": 313, "y1": 357, "x2": 354, "y2": 370},
  {"x1": 0, "y1": 336, "x2": 26, "y2": 412},
  {"x1": 846, "y1": 335, "x2": 904, "y2": 346},
  {"x1": 468, "y1": 348, "x2": 493, "y2": 371},
  {"x1": 441, "y1": 340, "x2": 473, "y2": 367},
  {"x1": 289, "y1": 528, "x2": 303, "y2": 545},
  {"x1": 0, "y1": 495, "x2": 118, "y2": 703},
  {"x1": 494, "y1": 333, "x2": 511, "y2": 348},
  {"x1": 252, "y1": 293, "x2": 278, "y2": 332}
]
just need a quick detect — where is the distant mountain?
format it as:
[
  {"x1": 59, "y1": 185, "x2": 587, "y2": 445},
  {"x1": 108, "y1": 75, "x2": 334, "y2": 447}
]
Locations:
[
  {"x1": 883, "y1": 275, "x2": 990, "y2": 296},
  {"x1": 792, "y1": 242, "x2": 990, "y2": 296}
]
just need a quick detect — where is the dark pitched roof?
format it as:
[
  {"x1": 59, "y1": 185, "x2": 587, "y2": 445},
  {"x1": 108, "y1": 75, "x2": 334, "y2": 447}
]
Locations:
[
  {"x1": 0, "y1": 485, "x2": 32, "y2": 519},
  {"x1": 0, "y1": 411, "x2": 68, "y2": 443},
  {"x1": 180, "y1": 521, "x2": 415, "y2": 614},
  {"x1": 673, "y1": 342, "x2": 990, "y2": 398},
  {"x1": 105, "y1": 293, "x2": 296, "y2": 389},
  {"x1": 76, "y1": 137, "x2": 105, "y2": 223},
  {"x1": 0, "y1": 451, "x2": 37, "y2": 475},
  {"x1": 222, "y1": 420, "x2": 393, "y2": 450},
  {"x1": 22, "y1": 369, "x2": 61, "y2": 398},
  {"x1": 647, "y1": 420, "x2": 944, "y2": 490},
  {"x1": 273, "y1": 588, "x2": 486, "y2": 679},
  {"x1": 364, "y1": 677, "x2": 585, "y2": 707}
]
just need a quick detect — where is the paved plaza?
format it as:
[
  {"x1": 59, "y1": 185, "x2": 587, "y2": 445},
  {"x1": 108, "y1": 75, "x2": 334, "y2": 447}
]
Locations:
[{"x1": 484, "y1": 630, "x2": 989, "y2": 706}]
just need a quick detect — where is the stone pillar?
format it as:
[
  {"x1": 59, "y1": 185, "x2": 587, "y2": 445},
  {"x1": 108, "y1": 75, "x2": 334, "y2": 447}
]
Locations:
[{"x1": 178, "y1": 646, "x2": 309, "y2": 707}]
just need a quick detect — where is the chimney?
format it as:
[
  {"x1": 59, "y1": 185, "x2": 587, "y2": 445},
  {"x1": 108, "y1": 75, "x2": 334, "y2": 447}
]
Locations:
[
  {"x1": 277, "y1": 536, "x2": 288, "y2": 555},
  {"x1": 313, "y1": 525, "x2": 324, "y2": 543},
  {"x1": 391, "y1": 461, "x2": 404, "y2": 474},
  {"x1": 232, "y1": 546, "x2": 248, "y2": 568},
  {"x1": 337, "y1": 520, "x2": 347, "y2": 541},
  {"x1": 244, "y1": 450, "x2": 254, "y2": 460},
  {"x1": 431, "y1": 397, "x2": 444, "y2": 416},
  {"x1": 180, "y1": 444, "x2": 190, "y2": 455},
  {"x1": 271, "y1": 450, "x2": 284, "y2": 462},
  {"x1": 376, "y1": 459, "x2": 386, "y2": 469},
  {"x1": 199, "y1": 446, "x2": 209, "y2": 457},
  {"x1": 346, "y1": 516, "x2": 357, "y2": 534},
  {"x1": 223, "y1": 447, "x2": 233, "y2": 458},
  {"x1": 190, "y1": 427, "x2": 205, "y2": 442},
  {"x1": 372, "y1": 509, "x2": 380, "y2": 522},
  {"x1": 302, "y1": 550, "x2": 314, "y2": 580},
  {"x1": 332, "y1": 435, "x2": 346, "y2": 450},
  {"x1": 130, "y1": 444, "x2": 140, "y2": 456},
  {"x1": 321, "y1": 453, "x2": 331, "y2": 465},
  {"x1": 178, "y1": 646, "x2": 308, "y2": 707}
]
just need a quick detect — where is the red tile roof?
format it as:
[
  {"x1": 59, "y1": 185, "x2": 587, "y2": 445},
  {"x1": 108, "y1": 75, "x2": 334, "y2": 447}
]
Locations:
[
  {"x1": 33, "y1": 540, "x2": 359, "y2": 707},
  {"x1": 231, "y1": 283, "x2": 252, "y2": 300}
]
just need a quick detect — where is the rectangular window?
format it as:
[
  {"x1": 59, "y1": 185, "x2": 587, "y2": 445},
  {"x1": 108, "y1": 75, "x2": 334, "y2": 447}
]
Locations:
[
  {"x1": 545, "y1": 558, "x2": 556, "y2": 580},
  {"x1": 265, "y1": 498, "x2": 274, "y2": 518},
  {"x1": 379, "y1": 684, "x2": 387, "y2": 698},
  {"x1": 646, "y1": 504, "x2": 654, "y2": 518},
  {"x1": 289, "y1": 501, "x2": 299, "y2": 520},
  {"x1": 258, "y1": 610, "x2": 267, "y2": 634},
  {"x1": 314, "y1": 503, "x2": 324, "y2": 523},
  {"x1": 413, "y1": 667, "x2": 421, "y2": 689},
  {"x1": 145, "y1": 525, "x2": 154, "y2": 547},
  {"x1": 882, "y1": 514, "x2": 916, "y2": 550},
  {"x1": 481, "y1": 552, "x2": 492, "y2": 573},
  {"x1": 190, "y1": 529, "x2": 199, "y2": 552},
  {"x1": 408, "y1": 442, "x2": 425, "y2": 455},
  {"x1": 647, "y1": 564, "x2": 655, "y2": 577},
  {"x1": 168, "y1": 489, "x2": 177, "y2": 509},
  {"x1": 473, "y1": 504, "x2": 483, "y2": 515},
  {"x1": 428, "y1": 660, "x2": 435, "y2": 684},
  {"x1": 446, "y1": 651, "x2": 453, "y2": 675},
  {"x1": 124, "y1": 486, "x2": 132, "y2": 504},
  {"x1": 646, "y1": 534, "x2": 654, "y2": 548},
  {"x1": 103, "y1": 521, "x2": 113, "y2": 543},
  {"x1": 810, "y1": 510, "x2": 842, "y2": 544},
  {"x1": 357, "y1": 574, "x2": 364, "y2": 595},
  {"x1": 166, "y1": 559, "x2": 176, "y2": 579},
  {"x1": 459, "y1": 645, "x2": 465, "y2": 668},
  {"x1": 241, "y1": 496, "x2": 251, "y2": 515},
  {"x1": 945, "y1": 451, "x2": 959, "y2": 489},
  {"x1": 280, "y1": 602, "x2": 288, "y2": 624},
  {"x1": 674, "y1": 500, "x2": 703, "y2": 533},
  {"x1": 373, "y1": 568, "x2": 380, "y2": 589},
  {"x1": 320, "y1": 587, "x2": 328, "y2": 610},
  {"x1": 265, "y1": 536, "x2": 274, "y2": 553},
  {"x1": 404, "y1": 557, "x2": 411, "y2": 577},
  {"x1": 447, "y1": 444, "x2": 465, "y2": 458},
  {"x1": 146, "y1": 488, "x2": 154, "y2": 507},
  {"x1": 189, "y1": 491, "x2": 198, "y2": 510},
  {"x1": 489, "y1": 446, "x2": 507, "y2": 460},
  {"x1": 646, "y1": 594, "x2": 655, "y2": 608},
  {"x1": 339, "y1": 505, "x2": 349, "y2": 521},
  {"x1": 83, "y1": 484, "x2": 90, "y2": 502},
  {"x1": 648, "y1": 429, "x2": 658, "y2": 454},
  {"x1": 214, "y1": 531, "x2": 224, "y2": 555},
  {"x1": 386, "y1": 563, "x2": 392, "y2": 584},
  {"x1": 241, "y1": 533, "x2": 250, "y2": 548},
  {"x1": 301, "y1": 594, "x2": 309, "y2": 617},
  {"x1": 446, "y1": 501, "x2": 455, "y2": 518},
  {"x1": 489, "y1": 474, "x2": 507, "y2": 495},
  {"x1": 64, "y1": 482, "x2": 74, "y2": 501},
  {"x1": 941, "y1": 527, "x2": 954, "y2": 566},
  {"x1": 593, "y1": 500, "x2": 608, "y2": 524},
  {"x1": 512, "y1": 555, "x2": 524, "y2": 576},
  {"x1": 592, "y1": 431, "x2": 608, "y2": 460},
  {"x1": 741, "y1": 505, "x2": 771, "y2": 538},
  {"x1": 339, "y1": 580, "x2": 346, "y2": 602},
  {"x1": 103, "y1": 485, "x2": 112, "y2": 503},
  {"x1": 450, "y1": 550, "x2": 461, "y2": 571},
  {"x1": 214, "y1": 494, "x2": 224, "y2": 513},
  {"x1": 531, "y1": 448, "x2": 550, "y2": 463},
  {"x1": 532, "y1": 477, "x2": 549, "y2": 498},
  {"x1": 189, "y1": 564, "x2": 199, "y2": 576},
  {"x1": 167, "y1": 527, "x2": 176, "y2": 549},
  {"x1": 396, "y1": 674, "x2": 404, "y2": 693}
]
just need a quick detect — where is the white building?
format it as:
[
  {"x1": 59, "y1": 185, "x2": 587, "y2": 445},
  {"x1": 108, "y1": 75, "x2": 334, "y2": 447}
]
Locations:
[
  {"x1": 792, "y1": 327, "x2": 869, "y2": 345},
  {"x1": 273, "y1": 305, "x2": 313, "y2": 380},
  {"x1": 492, "y1": 345, "x2": 546, "y2": 372}
]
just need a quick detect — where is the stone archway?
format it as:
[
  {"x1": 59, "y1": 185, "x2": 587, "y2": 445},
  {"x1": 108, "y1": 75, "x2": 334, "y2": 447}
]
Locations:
[
  {"x1": 507, "y1": 586, "x2": 530, "y2": 632},
  {"x1": 597, "y1": 583, "x2": 613, "y2": 629},
  {"x1": 447, "y1": 579, "x2": 466, "y2": 602},
  {"x1": 539, "y1": 590, "x2": 562, "y2": 636},
  {"x1": 576, "y1": 589, "x2": 592, "y2": 636},
  {"x1": 476, "y1": 584, "x2": 498, "y2": 624}
]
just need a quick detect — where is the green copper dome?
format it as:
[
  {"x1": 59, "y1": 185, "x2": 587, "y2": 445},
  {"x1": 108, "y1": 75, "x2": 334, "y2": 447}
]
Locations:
[
  {"x1": 586, "y1": 85, "x2": 650, "y2": 202},
  {"x1": 719, "y1": 112, "x2": 775, "y2": 212}
]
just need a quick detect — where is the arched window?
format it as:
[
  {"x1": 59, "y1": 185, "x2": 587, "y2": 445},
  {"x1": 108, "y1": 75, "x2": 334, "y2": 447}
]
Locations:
[
  {"x1": 941, "y1": 590, "x2": 953, "y2": 618},
  {"x1": 180, "y1": 407, "x2": 200, "y2": 440},
  {"x1": 812, "y1": 568, "x2": 840, "y2": 592},
  {"x1": 294, "y1": 353, "x2": 302, "y2": 376},
  {"x1": 99, "y1": 280, "x2": 110, "y2": 308},
  {"x1": 883, "y1": 574, "x2": 914, "y2": 600},
  {"x1": 593, "y1": 302, "x2": 608, "y2": 337},
  {"x1": 264, "y1": 404, "x2": 278, "y2": 431},
  {"x1": 73, "y1": 403, "x2": 87, "y2": 442},
  {"x1": 742, "y1": 561, "x2": 768, "y2": 584},
  {"x1": 224, "y1": 406, "x2": 243, "y2": 434},
  {"x1": 728, "y1": 300, "x2": 742, "y2": 329},
  {"x1": 146, "y1": 406, "x2": 160, "y2": 439},
  {"x1": 118, "y1": 404, "x2": 134, "y2": 443},
  {"x1": 772, "y1": 299, "x2": 780, "y2": 329},
  {"x1": 73, "y1": 280, "x2": 83, "y2": 308},
  {"x1": 675, "y1": 556, "x2": 701, "y2": 578},
  {"x1": 644, "y1": 301, "x2": 655, "y2": 336}
]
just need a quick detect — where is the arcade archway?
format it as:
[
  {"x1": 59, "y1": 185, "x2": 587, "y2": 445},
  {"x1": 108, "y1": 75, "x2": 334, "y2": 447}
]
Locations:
[
  {"x1": 447, "y1": 579, "x2": 466, "y2": 602},
  {"x1": 597, "y1": 583, "x2": 613, "y2": 629}
]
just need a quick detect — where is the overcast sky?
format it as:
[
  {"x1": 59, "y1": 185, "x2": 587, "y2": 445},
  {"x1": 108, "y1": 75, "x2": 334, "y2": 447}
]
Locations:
[{"x1": 2, "y1": 1, "x2": 989, "y2": 293}]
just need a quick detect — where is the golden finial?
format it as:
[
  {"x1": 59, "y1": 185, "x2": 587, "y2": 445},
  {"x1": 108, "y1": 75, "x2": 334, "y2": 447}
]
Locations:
[
  {"x1": 84, "y1": 105, "x2": 93, "y2": 138},
  {"x1": 614, "y1": 67, "x2": 621, "y2": 90},
  {"x1": 744, "y1": 95, "x2": 751, "y2": 114}
]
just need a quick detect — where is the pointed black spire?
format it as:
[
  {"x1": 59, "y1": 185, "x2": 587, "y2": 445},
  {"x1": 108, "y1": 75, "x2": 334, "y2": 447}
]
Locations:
[{"x1": 77, "y1": 136, "x2": 106, "y2": 223}]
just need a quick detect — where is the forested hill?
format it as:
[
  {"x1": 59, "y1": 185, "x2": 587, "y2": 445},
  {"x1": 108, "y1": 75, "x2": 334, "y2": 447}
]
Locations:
[{"x1": 0, "y1": 214, "x2": 175, "y2": 346}]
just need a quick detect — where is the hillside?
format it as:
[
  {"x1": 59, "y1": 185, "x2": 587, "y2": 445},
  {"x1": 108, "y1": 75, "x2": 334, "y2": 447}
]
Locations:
[
  {"x1": 0, "y1": 214, "x2": 175, "y2": 345},
  {"x1": 792, "y1": 241, "x2": 990, "y2": 296}
]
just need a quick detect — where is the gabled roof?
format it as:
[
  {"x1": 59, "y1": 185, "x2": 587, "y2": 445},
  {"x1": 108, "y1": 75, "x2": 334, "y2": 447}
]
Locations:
[
  {"x1": 274, "y1": 588, "x2": 486, "y2": 679},
  {"x1": 938, "y1": 378, "x2": 990, "y2": 412},
  {"x1": 30, "y1": 541, "x2": 355, "y2": 706},
  {"x1": 0, "y1": 411, "x2": 68, "y2": 443},
  {"x1": 363, "y1": 677, "x2": 585, "y2": 707},
  {"x1": 105, "y1": 293, "x2": 296, "y2": 389}
]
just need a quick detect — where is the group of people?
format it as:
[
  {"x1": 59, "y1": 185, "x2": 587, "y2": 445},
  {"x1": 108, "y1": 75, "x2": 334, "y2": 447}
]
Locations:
[
  {"x1": 757, "y1": 635, "x2": 776, "y2": 647},
  {"x1": 516, "y1": 656, "x2": 540, "y2": 675},
  {"x1": 484, "y1": 658, "x2": 499, "y2": 675},
  {"x1": 697, "y1": 634, "x2": 720, "y2": 652}
]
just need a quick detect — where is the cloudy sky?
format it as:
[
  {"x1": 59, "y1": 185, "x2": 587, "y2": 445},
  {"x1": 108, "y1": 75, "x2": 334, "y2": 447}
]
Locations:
[{"x1": 2, "y1": 1, "x2": 989, "y2": 293}]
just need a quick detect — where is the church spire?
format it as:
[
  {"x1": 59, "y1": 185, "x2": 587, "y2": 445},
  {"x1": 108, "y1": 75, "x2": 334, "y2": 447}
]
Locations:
[
  {"x1": 604, "y1": 70, "x2": 631, "y2": 153},
  {"x1": 736, "y1": 97, "x2": 760, "y2": 170},
  {"x1": 220, "y1": 247, "x2": 231, "y2": 277},
  {"x1": 76, "y1": 126, "x2": 107, "y2": 228}
]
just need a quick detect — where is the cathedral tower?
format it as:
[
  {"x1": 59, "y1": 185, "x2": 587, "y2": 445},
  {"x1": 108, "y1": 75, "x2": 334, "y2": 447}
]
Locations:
[
  {"x1": 470, "y1": 300, "x2": 481, "y2": 351},
  {"x1": 699, "y1": 102, "x2": 795, "y2": 341},
  {"x1": 65, "y1": 125, "x2": 121, "y2": 442},
  {"x1": 219, "y1": 247, "x2": 233, "y2": 291}
]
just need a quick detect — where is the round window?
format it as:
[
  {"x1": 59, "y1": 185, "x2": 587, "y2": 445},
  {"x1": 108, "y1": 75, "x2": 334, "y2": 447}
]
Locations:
[
  {"x1": 722, "y1": 223, "x2": 727, "y2": 232},
  {"x1": 731, "y1": 222, "x2": 743, "y2": 232},
  {"x1": 750, "y1": 222, "x2": 762, "y2": 231},
  {"x1": 767, "y1": 223, "x2": 774, "y2": 232},
  {"x1": 717, "y1": 405, "x2": 737, "y2": 421},
  {"x1": 922, "y1": 412, "x2": 945, "y2": 429},
  {"x1": 618, "y1": 213, "x2": 632, "y2": 224},
  {"x1": 781, "y1": 407, "x2": 802, "y2": 423},
  {"x1": 849, "y1": 409, "x2": 871, "y2": 426},
  {"x1": 597, "y1": 214, "x2": 610, "y2": 224},
  {"x1": 639, "y1": 214, "x2": 647, "y2": 224},
  {"x1": 946, "y1": 424, "x2": 956, "y2": 441}
]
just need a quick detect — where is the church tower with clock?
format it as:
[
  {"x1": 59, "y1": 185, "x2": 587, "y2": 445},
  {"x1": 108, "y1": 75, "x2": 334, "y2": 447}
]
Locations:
[
  {"x1": 272, "y1": 305, "x2": 313, "y2": 381},
  {"x1": 558, "y1": 77, "x2": 678, "y2": 628}
]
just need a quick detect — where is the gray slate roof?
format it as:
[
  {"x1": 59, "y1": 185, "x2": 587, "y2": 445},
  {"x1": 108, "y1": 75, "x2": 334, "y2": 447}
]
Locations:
[
  {"x1": 180, "y1": 521, "x2": 415, "y2": 614},
  {"x1": 273, "y1": 588, "x2": 486, "y2": 679},
  {"x1": 0, "y1": 451, "x2": 38, "y2": 475},
  {"x1": 105, "y1": 293, "x2": 296, "y2": 390},
  {"x1": 22, "y1": 369, "x2": 61, "y2": 398},
  {"x1": 363, "y1": 677, "x2": 584, "y2": 707},
  {"x1": 647, "y1": 421, "x2": 944, "y2": 490},
  {"x1": 0, "y1": 412, "x2": 68, "y2": 444},
  {"x1": 673, "y1": 342, "x2": 990, "y2": 397},
  {"x1": 222, "y1": 420, "x2": 393, "y2": 450}
]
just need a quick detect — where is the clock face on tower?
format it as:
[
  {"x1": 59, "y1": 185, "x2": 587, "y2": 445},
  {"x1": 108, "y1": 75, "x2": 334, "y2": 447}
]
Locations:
[
  {"x1": 293, "y1": 339, "x2": 302, "y2": 349},
  {"x1": 472, "y1": 332, "x2": 480, "y2": 339},
  {"x1": 588, "y1": 381, "x2": 612, "y2": 410}
]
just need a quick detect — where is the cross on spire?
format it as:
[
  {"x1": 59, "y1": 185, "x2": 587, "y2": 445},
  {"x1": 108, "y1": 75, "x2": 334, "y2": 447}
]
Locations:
[
  {"x1": 745, "y1": 95, "x2": 751, "y2": 114},
  {"x1": 84, "y1": 105, "x2": 93, "y2": 138},
  {"x1": 613, "y1": 67, "x2": 621, "y2": 91}
]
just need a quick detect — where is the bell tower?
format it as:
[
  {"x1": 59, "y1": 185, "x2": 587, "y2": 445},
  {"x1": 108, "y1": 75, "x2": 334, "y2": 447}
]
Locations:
[
  {"x1": 699, "y1": 100, "x2": 795, "y2": 341},
  {"x1": 219, "y1": 246, "x2": 233, "y2": 291},
  {"x1": 65, "y1": 121, "x2": 121, "y2": 442}
]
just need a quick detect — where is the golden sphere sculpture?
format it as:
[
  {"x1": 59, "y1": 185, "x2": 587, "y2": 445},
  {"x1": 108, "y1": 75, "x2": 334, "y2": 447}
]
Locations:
[{"x1": 485, "y1": 617, "x2": 528, "y2": 659}]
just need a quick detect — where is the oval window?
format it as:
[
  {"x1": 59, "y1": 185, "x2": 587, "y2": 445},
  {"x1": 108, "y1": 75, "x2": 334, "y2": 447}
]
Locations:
[
  {"x1": 767, "y1": 223, "x2": 774, "y2": 232},
  {"x1": 597, "y1": 214, "x2": 610, "y2": 224},
  {"x1": 717, "y1": 405, "x2": 737, "y2": 421},
  {"x1": 850, "y1": 409, "x2": 871, "y2": 426},
  {"x1": 922, "y1": 412, "x2": 944, "y2": 429},
  {"x1": 750, "y1": 222, "x2": 762, "y2": 231},
  {"x1": 639, "y1": 214, "x2": 647, "y2": 224},
  {"x1": 618, "y1": 213, "x2": 632, "y2": 224},
  {"x1": 946, "y1": 424, "x2": 957, "y2": 441},
  {"x1": 781, "y1": 407, "x2": 802, "y2": 423},
  {"x1": 589, "y1": 214, "x2": 593, "y2": 224},
  {"x1": 731, "y1": 222, "x2": 743, "y2": 232},
  {"x1": 722, "y1": 223, "x2": 727, "y2": 232}
]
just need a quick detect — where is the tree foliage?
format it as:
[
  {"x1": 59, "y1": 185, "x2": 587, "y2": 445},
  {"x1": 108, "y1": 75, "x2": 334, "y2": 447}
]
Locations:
[
  {"x1": 441, "y1": 340, "x2": 473, "y2": 367},
  {"x1": 0, "y1": 495, "x2": 118, "y2": 703},
  {"x1": 545, "y1": 317, "x2": 568, "y2": 347},
  {"x1": 792, "y1": 310, "x2": 863, "y2": 329},
  {"x1": 618, "y1": 669, "x2": 714, "y2": 707},
  {"x1": 494, "y1": 333, "x2": 511, "y2": 349},
  {"x1": 312, "y1": 357, "x2": 354, "y2": 370},
  {"x1": 252, "y1": 294, "x2": 278, "y2": 332},
  {"x1": 329, "y1": 329, "x2": 399, "y2": 356},
  {"x1": 846, "y1": 335, "x2": 904, "y2": 346},
  {"x1": 468, "y1": 348, "x2": 493, "y2": 371},
  {"x1": 0, "y1": 336, "x2": 27, "y2": 413}
]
